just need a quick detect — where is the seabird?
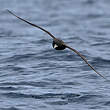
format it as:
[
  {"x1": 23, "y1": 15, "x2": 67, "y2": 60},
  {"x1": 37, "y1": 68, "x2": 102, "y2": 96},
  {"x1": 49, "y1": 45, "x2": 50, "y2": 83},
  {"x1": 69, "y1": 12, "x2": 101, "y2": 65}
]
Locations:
[{"x1": 7, "y1": 10, "x2": 106, "y2": 80}]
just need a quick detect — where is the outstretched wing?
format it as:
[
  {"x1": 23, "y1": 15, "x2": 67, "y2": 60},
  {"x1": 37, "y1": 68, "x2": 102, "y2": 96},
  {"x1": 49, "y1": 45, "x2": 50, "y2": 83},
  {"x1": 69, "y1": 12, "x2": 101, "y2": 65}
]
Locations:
[
  {"x1": 7, "y1": 10, "x2": 56, "y2": 39},
  {"x1": 7, "y1": 10, "x2": 106, "y2": 80},
  {"x1": 65, "y1": 44, "x2": 106, "y2": 80}
]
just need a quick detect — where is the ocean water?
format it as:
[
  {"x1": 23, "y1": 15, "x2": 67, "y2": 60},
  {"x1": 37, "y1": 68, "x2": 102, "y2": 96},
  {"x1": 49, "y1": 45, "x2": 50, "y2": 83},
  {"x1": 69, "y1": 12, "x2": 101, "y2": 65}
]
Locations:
[{"x1": 0, "y1": 0, "x2": 110, "y2": 110}]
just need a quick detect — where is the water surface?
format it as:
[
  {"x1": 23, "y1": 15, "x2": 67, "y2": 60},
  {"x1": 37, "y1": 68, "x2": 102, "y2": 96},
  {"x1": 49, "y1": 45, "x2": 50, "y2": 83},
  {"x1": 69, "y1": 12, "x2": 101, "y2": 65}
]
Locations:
[{"x1": 0, "y1": 0, "x2": 110, "y2": 110}]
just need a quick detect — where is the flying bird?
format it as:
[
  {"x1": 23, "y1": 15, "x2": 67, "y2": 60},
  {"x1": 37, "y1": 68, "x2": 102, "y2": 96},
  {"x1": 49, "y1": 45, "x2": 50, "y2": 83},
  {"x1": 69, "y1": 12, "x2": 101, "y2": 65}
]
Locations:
[{"x1": 7, "y1": 10, "x2": 106, "y2": 80}]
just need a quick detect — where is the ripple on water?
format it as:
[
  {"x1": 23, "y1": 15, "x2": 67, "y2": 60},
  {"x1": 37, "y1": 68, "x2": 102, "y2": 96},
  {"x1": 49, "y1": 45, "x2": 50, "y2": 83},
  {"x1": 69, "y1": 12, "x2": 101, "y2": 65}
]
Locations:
[
  {"x1": 2, "y1": 92, "x2": 80, "y2": 101},
  {"x1": 0, "y1": 107, "x2": 19, "y2": 110},
  {"x1": 0, "y1": 0, "x2": 110, "y2": 110}
]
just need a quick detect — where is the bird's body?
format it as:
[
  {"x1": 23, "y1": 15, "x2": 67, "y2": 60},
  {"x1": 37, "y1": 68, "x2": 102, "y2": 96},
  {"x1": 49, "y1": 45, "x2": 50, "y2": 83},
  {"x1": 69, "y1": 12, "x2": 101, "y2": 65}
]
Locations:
[
  {"x1": 7, "y1": 10, "x2": 107, "y2": 80},
  {"x1": 52, "y1": 38, "x2": 66, "y2": 50}
]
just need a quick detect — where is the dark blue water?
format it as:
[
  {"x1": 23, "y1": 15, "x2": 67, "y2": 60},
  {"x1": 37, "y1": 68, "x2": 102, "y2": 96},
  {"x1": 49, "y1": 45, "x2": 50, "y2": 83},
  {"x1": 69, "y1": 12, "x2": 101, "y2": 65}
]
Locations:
[{"x1": 0, "y1": 0, "x2": 110, "y2": 110}]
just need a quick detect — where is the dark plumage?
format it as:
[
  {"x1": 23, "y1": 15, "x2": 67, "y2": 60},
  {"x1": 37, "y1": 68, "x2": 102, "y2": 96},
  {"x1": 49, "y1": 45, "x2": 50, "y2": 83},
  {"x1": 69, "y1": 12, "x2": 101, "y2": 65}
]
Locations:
[
  {"x1": 52, "y1": 39, "x2": 66, "y2": 50},
  {"x1": 7, "y1": 10, "x2": 107, "y2": 80}
]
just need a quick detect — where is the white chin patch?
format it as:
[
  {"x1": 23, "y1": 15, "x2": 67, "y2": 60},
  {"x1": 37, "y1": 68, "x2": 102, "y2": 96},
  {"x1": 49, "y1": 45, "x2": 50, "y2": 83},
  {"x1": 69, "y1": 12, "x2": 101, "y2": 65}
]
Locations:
[{"x1": 54, "y1": 44, "x2": 58, "y2": 49}]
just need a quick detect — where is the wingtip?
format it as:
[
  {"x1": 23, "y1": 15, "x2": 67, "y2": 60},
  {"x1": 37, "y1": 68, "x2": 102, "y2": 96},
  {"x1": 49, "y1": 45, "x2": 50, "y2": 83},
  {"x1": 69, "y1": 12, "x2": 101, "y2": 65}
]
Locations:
[
  {"x1": 6, "y1": 9, "x2": 14, "y2": 15},
  {"x1": 6, "y1": 9, "x2": 10, "y2": 12},
  {"x1": 7, "y1": 9, "x2": 12, "y2": 13}
]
